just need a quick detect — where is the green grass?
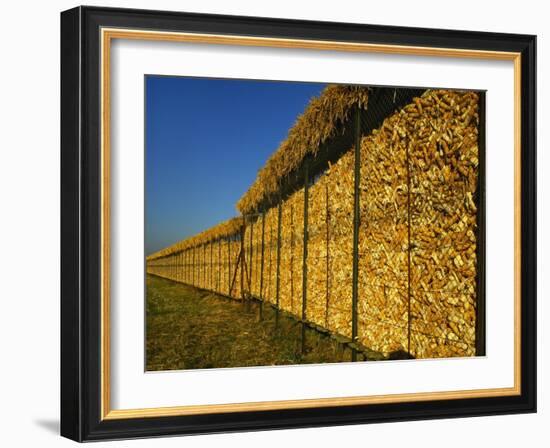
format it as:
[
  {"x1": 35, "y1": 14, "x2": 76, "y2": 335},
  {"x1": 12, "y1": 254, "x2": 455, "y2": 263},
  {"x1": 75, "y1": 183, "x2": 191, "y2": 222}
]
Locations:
[{"x1": 146, "y1": 274, "x2": 380, "y2": 371}]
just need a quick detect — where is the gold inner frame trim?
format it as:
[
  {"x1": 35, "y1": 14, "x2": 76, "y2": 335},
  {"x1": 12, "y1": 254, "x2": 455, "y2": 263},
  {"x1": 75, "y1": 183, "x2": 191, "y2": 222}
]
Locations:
[{"x1": 100, "y1": 27, "x2": 522, "y2": 421}]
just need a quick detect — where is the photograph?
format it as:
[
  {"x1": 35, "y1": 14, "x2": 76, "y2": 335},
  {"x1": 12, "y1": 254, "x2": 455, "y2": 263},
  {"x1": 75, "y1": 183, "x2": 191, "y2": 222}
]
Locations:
[{"x1": 145, "y1": 77, "x2": 485, "y2": 371}]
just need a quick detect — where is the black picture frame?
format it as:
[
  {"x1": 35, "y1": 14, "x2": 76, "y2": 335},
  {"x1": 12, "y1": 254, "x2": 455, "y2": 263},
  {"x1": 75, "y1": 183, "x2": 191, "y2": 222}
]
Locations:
[{"x1": 61, "y1": 5, "x2": 536, "y2": 442}]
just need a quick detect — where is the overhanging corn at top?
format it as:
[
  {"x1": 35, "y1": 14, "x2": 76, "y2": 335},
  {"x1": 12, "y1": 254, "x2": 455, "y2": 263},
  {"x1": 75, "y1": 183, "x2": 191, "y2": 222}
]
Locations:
[
  {"x1": 236, "y1": 85, "x2": 369, "y2": 215},
  {"x1": 147, "y1": 216, "x2": 242, "y2": 261}
]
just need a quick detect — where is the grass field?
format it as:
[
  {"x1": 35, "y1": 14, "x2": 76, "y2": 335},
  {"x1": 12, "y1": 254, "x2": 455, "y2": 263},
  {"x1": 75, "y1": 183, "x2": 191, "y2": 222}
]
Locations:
[{"x1": 146, "y1": 274, "x2": 382, "y2": 371}]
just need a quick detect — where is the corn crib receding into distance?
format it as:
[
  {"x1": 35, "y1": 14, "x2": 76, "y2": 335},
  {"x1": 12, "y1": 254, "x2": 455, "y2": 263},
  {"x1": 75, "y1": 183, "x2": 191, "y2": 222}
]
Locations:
[{"x1": 147, "y1": 85, "x2": 485, "y2": 361}]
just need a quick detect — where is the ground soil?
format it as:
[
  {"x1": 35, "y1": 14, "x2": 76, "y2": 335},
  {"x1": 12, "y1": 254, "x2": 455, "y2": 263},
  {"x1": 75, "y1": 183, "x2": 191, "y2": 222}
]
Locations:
[{"x1": 146, "y1": 274, "x2": 382, "y2": 371}]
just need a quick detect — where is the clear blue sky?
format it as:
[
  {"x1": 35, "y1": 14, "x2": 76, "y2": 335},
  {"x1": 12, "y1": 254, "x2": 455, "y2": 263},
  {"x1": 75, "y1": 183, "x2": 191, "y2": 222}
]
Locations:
[{"x1": 145, "y1": 76, "x2": 326, "y2": 255}]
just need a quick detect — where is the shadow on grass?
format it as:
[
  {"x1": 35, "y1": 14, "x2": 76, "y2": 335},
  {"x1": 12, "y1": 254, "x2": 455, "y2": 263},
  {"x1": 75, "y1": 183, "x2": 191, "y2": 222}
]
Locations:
[{"x1": 146, "y1": 275, "x2": 380, "y2": 371}]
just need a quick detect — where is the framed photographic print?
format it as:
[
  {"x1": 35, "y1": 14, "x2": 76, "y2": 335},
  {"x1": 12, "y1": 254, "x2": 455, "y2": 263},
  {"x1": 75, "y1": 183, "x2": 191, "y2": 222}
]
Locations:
[{"x1": 60, "y1": 6, "x2": 536, "y2": 442}]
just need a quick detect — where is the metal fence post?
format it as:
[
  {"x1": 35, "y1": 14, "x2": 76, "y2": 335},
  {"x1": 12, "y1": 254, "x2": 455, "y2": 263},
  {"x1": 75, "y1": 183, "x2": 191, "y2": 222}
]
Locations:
[
  {"x1": 259, "y1": 210, "x2": 265, "y2": 320},
  {"x1": 198, "y1": 246, "x2": 201, "y2": 287},
  {"x1": 240, "y1": 218, "x2": 245, "y2": 301},
  {"x1": 351, "y1": 105, "x2": 362, "y2": 362},
  {"x1": 200, "y1": 245, "x2": 202, "y2": 287},
  {"x1": 407, "y1": 137, "x2": 412, "y2": 356},
  {"x1": 325, "y1": 182, "x2": 330, "y2": 328},
  {"x1": 255, "y1": 217, "x2": 260, "y2": 296},
  {"x1": 475, "y1": 92, "x2": 486, "y2": 356},
  {"x1": 249, "y1": 217, "x2": 254, "y2": 297},
  {"x1": 275, "y1": 198, "x2": 282, "y2": 326},
  {"x1": 199, "y1": 245, "x2": 201, "y2": 287},
  {"x1": 302, "y1": 160, "x2": 310, "y2": 354},
  {"x1": 268, "y1": 216, "x2": 273, "y2": 303},
  {"x1": 290, "y1": 203, "x2": 294, "y2": 313},
  {"x1": 228, "y1": 237, "x2": 231, "y2": 295}
]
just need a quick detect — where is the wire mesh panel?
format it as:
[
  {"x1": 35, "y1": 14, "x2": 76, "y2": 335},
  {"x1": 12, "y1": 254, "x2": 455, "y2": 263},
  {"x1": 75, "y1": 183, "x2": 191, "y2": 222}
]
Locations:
[
  {"x1": 278, "y1": 191, "x2": 304, "y2": 315},
  {"x1": 221, "y1": 239, "x2": 230, "y2": 295},
  {"x1": 244, "y1": 220, "x2": 254, "y2": 297},
  {"x1": 324, "y1": 150, "x2": 355, "y2": 339},
  {"x1": 306, "y1": 171, "x2": 330, "y2": 329},
  {"x1": 408, "y1": 90, "x2": 480, "y2": 358},
  {"x1": 250, "y1": 216, "x2": 263, "y2": 298},
  {"x1": 205, "y1": 243, "x2": 210, "y2": 290},
  {"x1": 228, "y1": 236, "x2": 243, "y2": 299},
  {"x1": 261, "y1": 206, "x2": 278, "y2": 305},
  {"x1": 289, "y1": 191, "x2": 304, "y2": 317},
  {"x1": 185, "y1": 249, "x2": 190, "y2": 284},
  {"x1": 278, "y1": 198, "x2": 292, "y2": 313},
  {"x1": 358, "y1": 114, "x2": 410, "y2": 354}
]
